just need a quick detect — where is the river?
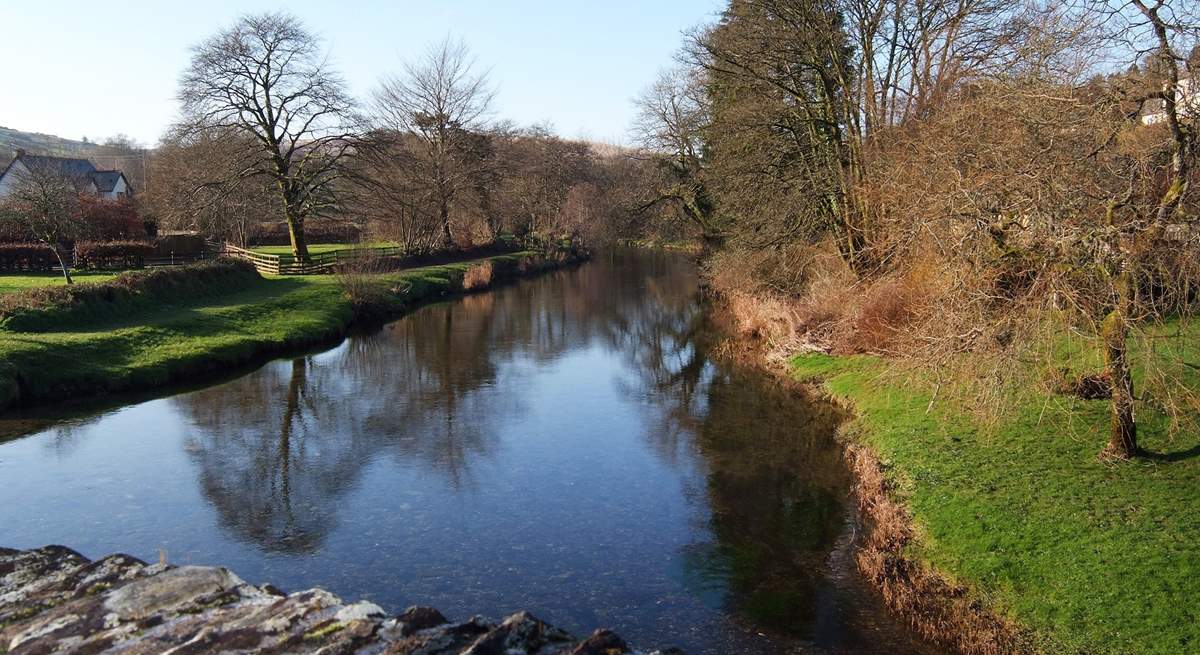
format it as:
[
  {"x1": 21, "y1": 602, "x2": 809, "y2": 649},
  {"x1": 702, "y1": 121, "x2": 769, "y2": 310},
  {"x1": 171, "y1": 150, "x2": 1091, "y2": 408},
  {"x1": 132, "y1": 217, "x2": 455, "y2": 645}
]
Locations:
[{"x1": 0, "y1": 249, "x2": 939, "y2": 654}]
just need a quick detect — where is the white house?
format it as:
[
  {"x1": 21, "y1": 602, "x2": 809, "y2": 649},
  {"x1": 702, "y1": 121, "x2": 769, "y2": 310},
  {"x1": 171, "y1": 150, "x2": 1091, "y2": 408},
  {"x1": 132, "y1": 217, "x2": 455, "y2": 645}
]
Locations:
[
  {"x1": 0, "y1": 149, "x2": 133, "y2": 200},
  {"x1": 1142, "y1": 77, "x2": 1200, "y2": 125}
]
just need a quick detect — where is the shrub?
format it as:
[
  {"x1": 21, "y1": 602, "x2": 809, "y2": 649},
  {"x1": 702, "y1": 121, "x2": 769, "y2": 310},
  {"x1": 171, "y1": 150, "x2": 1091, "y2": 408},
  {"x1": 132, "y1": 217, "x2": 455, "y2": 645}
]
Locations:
[
  {"x1": 496, "y1": 234, "x2": 520, "y2": 250},
  {"x1": 79, "y1": 196, "x2": 144, "y2": 240},
  {"x1": 74, "y1": 241, "x2": 155, "y2": 270},
  {"x1": 334, "y1": 255, "x2": 391, "y2": 317},
  {"x1": 462, "y1": 260, "x2": 493, "y2": 290},
  {"x1": 452, "y1": 231, "x2": 475, "y2": 250},
  {"x1": 0, "y1": 243, "x2": 60, "y2": 272},
  {"x1": 844, "y1": 276, "x2": 924, "y2": 354},
  {"x1": 153, "y1": 234, "x2": 208, "y2": 257},
  {"x1": 0, "y1": 258, "x2": 260, "y2": 332}
]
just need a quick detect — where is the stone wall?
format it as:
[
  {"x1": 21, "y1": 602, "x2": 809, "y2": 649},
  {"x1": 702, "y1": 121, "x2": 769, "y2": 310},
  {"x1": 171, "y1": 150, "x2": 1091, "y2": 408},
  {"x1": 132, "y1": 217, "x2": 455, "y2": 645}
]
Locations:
[{"x1": 0, "y1": 546, "x2": 679, "y2": 655}]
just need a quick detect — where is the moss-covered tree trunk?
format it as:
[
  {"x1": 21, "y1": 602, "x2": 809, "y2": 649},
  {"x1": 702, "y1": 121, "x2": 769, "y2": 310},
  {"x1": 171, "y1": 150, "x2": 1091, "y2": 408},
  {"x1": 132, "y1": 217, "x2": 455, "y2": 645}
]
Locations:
[
  {"x1": 284, "y1": 206, "x2": 310, "y2": 264},
  {"x1": 1101, "y1": 275, "x2": 1137, "y2": 459}
]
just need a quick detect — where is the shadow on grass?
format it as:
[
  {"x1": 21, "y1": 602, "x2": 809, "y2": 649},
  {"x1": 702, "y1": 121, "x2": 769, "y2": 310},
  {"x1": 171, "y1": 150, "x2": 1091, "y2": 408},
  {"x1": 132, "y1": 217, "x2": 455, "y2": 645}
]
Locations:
[
  {"x1": 27, "y1": 277, "x2": 320, "y2": 335},
  {"x1": 1142, "y1": 443, "x2": 1200, "y2": 462}
]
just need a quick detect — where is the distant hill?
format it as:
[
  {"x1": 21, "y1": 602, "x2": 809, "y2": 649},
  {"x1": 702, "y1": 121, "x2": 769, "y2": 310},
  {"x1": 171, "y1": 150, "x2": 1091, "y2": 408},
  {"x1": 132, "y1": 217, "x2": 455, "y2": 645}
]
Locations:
[{"x1": 0, "y1": 125, "x2": 109, "y2": 159}]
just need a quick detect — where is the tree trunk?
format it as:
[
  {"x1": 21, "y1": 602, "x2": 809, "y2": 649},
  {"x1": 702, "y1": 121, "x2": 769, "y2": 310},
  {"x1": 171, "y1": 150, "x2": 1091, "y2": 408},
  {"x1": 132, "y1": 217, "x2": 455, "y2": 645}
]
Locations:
[
  {"x1": 285, "y1": 210, "x2": 310, "y2": 263},
  {"x1": 50, "y1": 245, "x2": 73, "y2": 285},
  {"x1": 440, "y1": 200, "x2": 454, "y2": 250},
  {"x1": 1100, "y1": 281, "x2": 1138, "y2": 459}
]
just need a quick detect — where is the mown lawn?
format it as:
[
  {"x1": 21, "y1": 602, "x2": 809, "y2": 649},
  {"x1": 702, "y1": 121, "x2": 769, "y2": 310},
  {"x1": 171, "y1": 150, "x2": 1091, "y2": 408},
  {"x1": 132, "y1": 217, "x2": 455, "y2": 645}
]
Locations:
[
  {"x1": 793, "y1": 328, "x2": 1200, "y2": 654},
  {"x1": 0, "y1": 272, "x2": 121, "y2": 295},
  {"x1": 250, "y1": 242, "x2": 397, "y2": 256},
  {"x1": 0, "y1": 253, "x2": 534, "y2": 408}
]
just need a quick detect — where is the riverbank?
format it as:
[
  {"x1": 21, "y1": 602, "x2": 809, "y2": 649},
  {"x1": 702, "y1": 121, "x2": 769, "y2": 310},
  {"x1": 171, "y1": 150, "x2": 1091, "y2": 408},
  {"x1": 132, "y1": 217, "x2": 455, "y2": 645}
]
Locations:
[
  {"x1": 0, "y1": 545, "x2": 665, "y2": 654},
  {"x1": 616, "y1": 239, "x2": 702, "y2": 254},
  {"x1": 789, "y1": 350, "x2": 1200, "y2": 655},
  {"x1": 0, "y1": 250, "x2": 585, "y2": 412}
]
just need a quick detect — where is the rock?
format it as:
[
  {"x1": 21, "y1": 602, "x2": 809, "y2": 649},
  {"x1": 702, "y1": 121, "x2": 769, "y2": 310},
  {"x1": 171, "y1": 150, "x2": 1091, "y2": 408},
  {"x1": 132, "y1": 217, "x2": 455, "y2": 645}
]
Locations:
[
  {"x1": 0, "y1": 545, "x2": 679, "y2": 654},
  {"x1": 461, "y1": 611, "x2": 574, "y2": 654},
  {"x1": 103, "y1": 565, "x2": 246, "y2": 620},
  {"x1": 397, "y1": 606, "x2": 449, "y2": 636},
  {"x1": 572, "y1": 629, "x2": 631, "y2": 654},
  {"x1": 337, "y1": 601, "x2": 386, "y2": 623}
]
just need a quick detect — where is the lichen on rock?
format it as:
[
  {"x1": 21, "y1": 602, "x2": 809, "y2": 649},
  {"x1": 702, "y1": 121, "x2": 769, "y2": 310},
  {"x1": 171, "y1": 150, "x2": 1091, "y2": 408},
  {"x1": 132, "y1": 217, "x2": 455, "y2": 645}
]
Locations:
[{"x1": 0, "y1": 546, "x2": 679, "y2": 654}]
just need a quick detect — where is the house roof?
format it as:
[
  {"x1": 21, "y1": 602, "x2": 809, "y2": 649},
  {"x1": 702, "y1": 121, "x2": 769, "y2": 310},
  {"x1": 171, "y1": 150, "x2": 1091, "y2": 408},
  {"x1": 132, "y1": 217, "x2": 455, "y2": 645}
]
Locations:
[
  {"x1": 1, "y1": 152, "x2": 131, "y2": 195},
  {"x1": 20, "y1": 154, "x2": 97, "y2": 179},
  {"x1": 90, "y1": 170, "x2": 124, "y2": 193}
]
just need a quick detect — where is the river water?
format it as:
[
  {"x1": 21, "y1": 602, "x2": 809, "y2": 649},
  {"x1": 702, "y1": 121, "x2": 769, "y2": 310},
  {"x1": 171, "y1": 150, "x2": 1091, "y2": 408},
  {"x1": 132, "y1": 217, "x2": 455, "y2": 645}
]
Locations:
[{"x1": 0, "y1": 250, "x2": 939, "y2": 654}]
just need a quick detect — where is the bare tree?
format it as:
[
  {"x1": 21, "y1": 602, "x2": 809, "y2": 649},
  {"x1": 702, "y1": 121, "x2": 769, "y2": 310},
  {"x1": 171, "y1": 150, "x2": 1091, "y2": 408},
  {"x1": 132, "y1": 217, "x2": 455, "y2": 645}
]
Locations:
[
  {"x1": 631, "y1": 66, "x2": 723, "y2": 248},
  {"x1": 350, "y1": 130, "x2": 444, "y2": 254},
  {"x1": 145, "y1": 127, "x2": 282, "y2": 248},
  {"x1": 1094, "y1": 0, "x2": 1197, "y2": 458},
  {"x1": 493, "y1": 124, "x2": 592, "y2": 242},
  {"x1": 372, "y1": 37, "x2": 495, "y2": 249},
  {"x1": 0, "y1": 166, "x2": 88, "y2": 284},
  {"x1": 177, "y1": 11, "x2": 360, "y2": 261}
]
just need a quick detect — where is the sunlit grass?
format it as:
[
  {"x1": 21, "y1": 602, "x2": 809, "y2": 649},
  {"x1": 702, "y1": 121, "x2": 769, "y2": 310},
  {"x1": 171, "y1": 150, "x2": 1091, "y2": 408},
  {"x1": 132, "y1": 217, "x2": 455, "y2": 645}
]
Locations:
[
  {"x1": 0, "y1": 272, "x2": 121, "y2": 295},
  {"x1": 792, "y1": 328, "x2": 1200, "y2": 654}
]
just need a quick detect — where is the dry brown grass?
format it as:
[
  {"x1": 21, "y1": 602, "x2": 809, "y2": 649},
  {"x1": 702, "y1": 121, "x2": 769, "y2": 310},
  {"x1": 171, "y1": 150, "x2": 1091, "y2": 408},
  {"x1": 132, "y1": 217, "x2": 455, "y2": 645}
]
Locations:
[
  {"x1": 462, "y1": 260, "x2": 494, "y2": 290},
  {"x1": 705, "y1": 242, "x2": 941, "y2": 359},
  {"x1": 334, "y1": 255, "x2": 390, "y2": 314},
  {"x1": 840, "y1": 272, "x2": 932, "y2": 355}
]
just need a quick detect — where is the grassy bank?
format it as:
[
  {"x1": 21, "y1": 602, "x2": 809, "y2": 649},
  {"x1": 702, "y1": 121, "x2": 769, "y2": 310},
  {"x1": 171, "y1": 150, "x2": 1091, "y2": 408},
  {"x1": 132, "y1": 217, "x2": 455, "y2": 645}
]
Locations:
[
  {"x1": 617, "y1": 238, "x2": 702, "y2": 253},
  {"x1": 0, "y1": 251, "x2": 579, "y2": 411},
  {"x1": 792, "y1": 341, "x2": 1200, "y2": 653}
]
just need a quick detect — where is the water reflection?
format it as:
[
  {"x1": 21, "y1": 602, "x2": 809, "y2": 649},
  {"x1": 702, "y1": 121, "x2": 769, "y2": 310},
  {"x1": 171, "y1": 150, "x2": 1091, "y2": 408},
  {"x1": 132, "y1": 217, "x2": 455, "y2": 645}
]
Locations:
[
  {"x1": 0, "y1": 250, "x2": 938, "y2": 654},
  {"x1": 173, "y1": 252, "x2": 706, "y2": 555}
]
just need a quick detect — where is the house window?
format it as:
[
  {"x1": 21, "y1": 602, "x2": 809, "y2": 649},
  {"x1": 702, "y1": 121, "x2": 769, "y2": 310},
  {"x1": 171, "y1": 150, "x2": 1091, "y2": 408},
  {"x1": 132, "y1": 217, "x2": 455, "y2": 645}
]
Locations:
[{"x1": 117, "y1": 192, "x2": 126, "y2": 199}]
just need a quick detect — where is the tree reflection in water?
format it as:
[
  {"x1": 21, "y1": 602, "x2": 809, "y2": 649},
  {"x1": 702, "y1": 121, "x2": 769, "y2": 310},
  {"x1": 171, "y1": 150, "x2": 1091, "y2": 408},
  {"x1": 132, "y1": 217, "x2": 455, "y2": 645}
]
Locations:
[
  {"x1": 172, "y1": 252, "x2": 690, "y2": 554},
  {"x1": 604, "y1": 272, "x2": 861, "y2": 641},
  {"x1": 166, "y1": 250, "x2": 911, "y2": 650}
]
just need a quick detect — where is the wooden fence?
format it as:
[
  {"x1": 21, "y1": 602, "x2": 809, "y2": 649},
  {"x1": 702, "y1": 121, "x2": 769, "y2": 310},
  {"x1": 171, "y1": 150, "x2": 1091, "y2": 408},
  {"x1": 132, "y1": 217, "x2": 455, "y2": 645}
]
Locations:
[{"x1": 214, "y1": 242, "x2": 405, "y2": 275}]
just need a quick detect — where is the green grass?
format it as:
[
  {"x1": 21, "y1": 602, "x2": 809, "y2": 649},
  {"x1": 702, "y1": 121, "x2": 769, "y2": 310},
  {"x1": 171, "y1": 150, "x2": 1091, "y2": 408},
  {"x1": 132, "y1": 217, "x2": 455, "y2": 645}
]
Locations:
[
  {"x1": 250, "y1": 242, "x2": 397, "y2": 256},
  {"x1": 0, "y1": 272, "x2": 121, "y2": 295},
  {"x1": 0, "y1": 252, "x2": 543, "y2": 409},
  {"x1": 793, "y1": 332, "x2": 1200, "y2": 654}
]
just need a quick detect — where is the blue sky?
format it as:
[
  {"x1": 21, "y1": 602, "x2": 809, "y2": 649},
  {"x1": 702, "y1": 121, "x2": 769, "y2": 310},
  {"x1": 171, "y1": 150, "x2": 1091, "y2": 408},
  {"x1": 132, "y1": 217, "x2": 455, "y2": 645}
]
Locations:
[{"x1": 1, "y1": 1, "x2": 724, "y2": 147}]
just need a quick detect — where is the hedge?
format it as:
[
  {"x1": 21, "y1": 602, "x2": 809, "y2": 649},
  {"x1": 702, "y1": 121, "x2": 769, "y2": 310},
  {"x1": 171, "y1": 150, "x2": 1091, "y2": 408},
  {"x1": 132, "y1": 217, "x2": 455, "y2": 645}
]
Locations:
[
  {"x1": 74, "y1": 241, "x2": 156, "y2": 270},
  {"x1": 0, "y1": 244, "x2": 62, "y2": 272}
]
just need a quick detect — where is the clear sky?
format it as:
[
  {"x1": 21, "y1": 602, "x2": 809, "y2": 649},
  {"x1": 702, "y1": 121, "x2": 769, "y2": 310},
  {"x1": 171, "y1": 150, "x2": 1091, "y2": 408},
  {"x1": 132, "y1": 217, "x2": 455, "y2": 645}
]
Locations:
[{"x1": 1, "y1": 1, "x2": 725, "y2": 147}]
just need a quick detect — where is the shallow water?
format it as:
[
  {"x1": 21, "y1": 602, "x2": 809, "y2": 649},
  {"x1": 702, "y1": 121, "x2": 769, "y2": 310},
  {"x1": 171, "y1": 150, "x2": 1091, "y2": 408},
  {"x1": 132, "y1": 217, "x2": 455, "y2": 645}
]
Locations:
[{"x1": 0, "y1": 250, "x2": 939, "y2": 654}]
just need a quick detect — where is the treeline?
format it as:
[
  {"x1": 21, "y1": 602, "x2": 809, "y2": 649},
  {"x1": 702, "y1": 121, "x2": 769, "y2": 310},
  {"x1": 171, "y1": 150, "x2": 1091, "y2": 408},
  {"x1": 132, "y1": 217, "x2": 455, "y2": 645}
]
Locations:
[
  {"x1": 636, "y1": 0, "x2": 1199, "y2": 458},
  {"x1": 142, "y1": 18, "x2": 669, "y2": 256}
]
